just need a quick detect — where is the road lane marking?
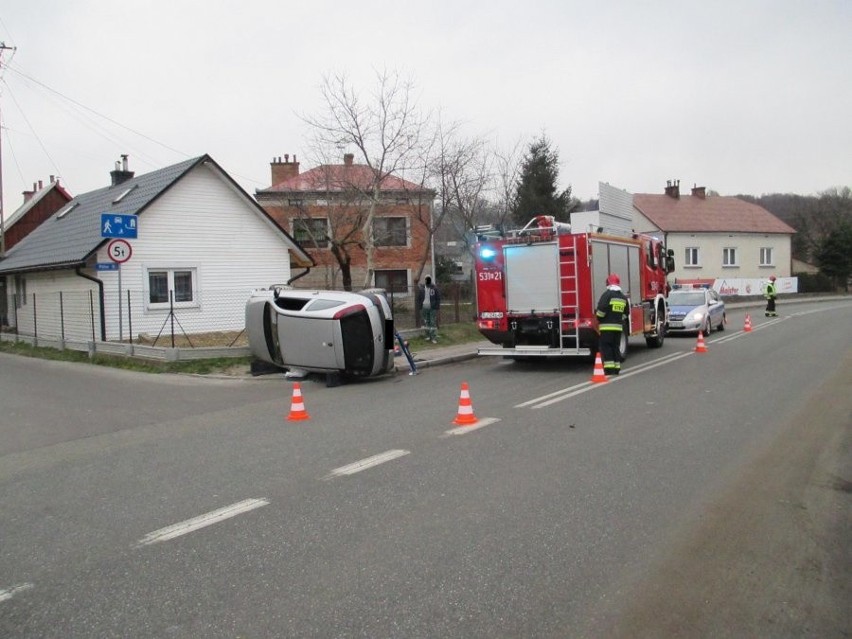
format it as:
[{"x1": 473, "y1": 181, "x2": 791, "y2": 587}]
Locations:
[
  {"x1": 529, "y1": 351, "x2": 694, "y2": 409},
  {"x1": 442, "y1": 417, "x2": 501, "y2": 437},
  {"x1": 323, "y1": 450, "x2": 410, "y2": 480},
  {"x1": 0, "y1": 583, "x2": 34, "y2": 604},
  {"x1": 517, "y1": 351, "x2": 687, "y2": 409},
  {"x1": 136, "y1": 498, "x2": 269, "y2": 547}
]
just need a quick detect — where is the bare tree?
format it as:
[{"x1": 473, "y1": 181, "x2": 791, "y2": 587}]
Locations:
[
  {"x1": 490, "y1": 138, "x2": 525, "y2": 231},
  {"x1": 284, "y1": 160, "x2": 369, "y2": 291},
  {"x1": 302, "y1": 70, "x2": 429, "y2": 288}
]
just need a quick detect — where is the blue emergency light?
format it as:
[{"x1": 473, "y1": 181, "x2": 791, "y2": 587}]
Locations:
[{"x1": 479, "y1": 246, "x2": 497, "y2": 260}]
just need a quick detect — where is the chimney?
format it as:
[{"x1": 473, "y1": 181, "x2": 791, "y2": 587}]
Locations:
[
  {"x1": 691, "y1": 184, "x2": 706, "y2": 199},
  {"x1": 22, "y1": 182, "x2": 37, "y2": 203},
  {"x1": 270, "y1": 154, "x2": 300, "y2": 186},
  {"x1": 343, "y1": 153, "x2": 354, "y2": 166},
  {"x1": 664, "y1": 179, "x2": 680, "y2": 199},
  {"x1": 110, "y1": 154, "x2": 135, "y2": 186}
]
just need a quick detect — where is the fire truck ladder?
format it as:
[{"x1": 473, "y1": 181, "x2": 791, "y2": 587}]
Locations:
[{"x1": 558, "y1": 234, "x2": 582, "y2": 353}]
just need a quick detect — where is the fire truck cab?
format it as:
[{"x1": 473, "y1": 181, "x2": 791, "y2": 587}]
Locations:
[{"x1": 474, "y1": 215, "x2": 674, "y2": 359}]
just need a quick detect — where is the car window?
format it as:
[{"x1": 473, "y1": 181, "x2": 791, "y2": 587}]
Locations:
[{"x1": 669, "y1": 292, "x2": 705, "y2": 306}]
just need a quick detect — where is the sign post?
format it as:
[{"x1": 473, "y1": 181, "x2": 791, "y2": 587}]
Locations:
[{"x1": 106, "y1": 238, "x2": 133, "y2": 341}]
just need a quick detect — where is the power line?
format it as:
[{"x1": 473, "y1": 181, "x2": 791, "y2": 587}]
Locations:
[{"x1": 4, "y1": 62, "x2": 190, "y2": 157}]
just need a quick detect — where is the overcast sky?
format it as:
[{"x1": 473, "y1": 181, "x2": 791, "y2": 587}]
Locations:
[{"x1": 1, "y1": 0, "x2": 849, "y2": 216}]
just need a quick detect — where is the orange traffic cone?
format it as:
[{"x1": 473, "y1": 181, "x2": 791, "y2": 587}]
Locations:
[
  {"x1": 744, "y1": 313, "x2": 752, "y2": 332},
  {"x1": 286, "y1": 382, "x2": 311, "y2": 421},
  {"x1": 590, "y1": 352, "x2": 609, "y2": 383},
  {"x1": 452, "y1": 382, "x2": 479, "y2": 426},
  {"x1": 695, "y1": 332, "x2": 708, "y2": 354}
]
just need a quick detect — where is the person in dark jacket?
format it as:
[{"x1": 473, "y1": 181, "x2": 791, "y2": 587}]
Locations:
[
  {"x1": 416, "y1": 276, "x2": 441, "y2": 343},
  {"x1": 595, "y1": 273, "x2": 629, "y2": 375},
  {"x1": 764, "y1": 275, "x2": 778, "y2": 317}
]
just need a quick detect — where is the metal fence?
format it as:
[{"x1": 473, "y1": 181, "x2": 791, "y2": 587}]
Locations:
[{"x1": 1, "y1": 283, "x2": 476, "y2": 349}]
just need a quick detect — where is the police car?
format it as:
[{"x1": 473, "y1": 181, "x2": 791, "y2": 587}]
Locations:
[{"x1": 666, "y1": 286, "x2": 726, "y2": 336}]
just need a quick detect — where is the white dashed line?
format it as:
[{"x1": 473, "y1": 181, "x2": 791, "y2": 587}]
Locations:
[
  {"x1": 136, "y1": 498, "x2": 269, "y2": 547},
  {"x1": 0, "y1": 583, "x2": 34, "y2": 604},
  {"x1": 442, "y1": 417, "x2": 501, "y2": 436},
  {"x1": 323, "y1": 449, "x2": 411, "y2": 480}
]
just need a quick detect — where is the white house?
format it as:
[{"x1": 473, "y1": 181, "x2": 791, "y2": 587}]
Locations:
[
  {"x1": 0, "y1": 155, "x2": 312, "y2": 345},
  {"x1": 633, "y1": 181, "x2": 796, "y2": 283}
]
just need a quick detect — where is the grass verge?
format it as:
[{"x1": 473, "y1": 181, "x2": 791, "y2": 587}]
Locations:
[{"x1": 0, "y1": 340, "x2": 252, "y2": 375}]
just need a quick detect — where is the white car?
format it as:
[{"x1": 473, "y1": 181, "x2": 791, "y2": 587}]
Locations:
[{"x1": 246, "y1": 287, "x2": 395, "y2": 380}]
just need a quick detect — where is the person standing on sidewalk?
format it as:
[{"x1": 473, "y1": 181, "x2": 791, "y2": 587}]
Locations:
[
  {"x1": 417, "y1": 276, "x2": 441, "y2": 343},
  {"x1": 595, "y1": 273, "x2": 629, "y2": 375},
  {"x1": 765, "y1": 275, "x2": 778, "y2": 317}
]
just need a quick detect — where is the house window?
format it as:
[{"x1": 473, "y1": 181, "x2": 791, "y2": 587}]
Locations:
[
  {"x1": 685, "y1": 247, "x2": 700, "y2": 267},
  {"x1": 292, "y1": 218, "x2": 329, "y2": 248},
  {"x1": 723, "y1": 247, "x2": 738, "y2": 267},
  {"x1": 147, "y1": 268, "x2": 196, "y2": 306},
  {"x1": 14, "y1": 275, "x2": 26, "y2": 308},
  {"x1": 373, "y1": 217, "x2": 407, "y2": 247},
  {"x1": 374, "y1": 269, "x2": 408, "y2": 293},
  {"x1": 760, "y1": 247, "x2": 774, "y2": 266}
]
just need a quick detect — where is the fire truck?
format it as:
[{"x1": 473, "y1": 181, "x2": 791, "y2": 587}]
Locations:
[{"x1": 474, "y1": 215, "x2": 675, "y2": 359}]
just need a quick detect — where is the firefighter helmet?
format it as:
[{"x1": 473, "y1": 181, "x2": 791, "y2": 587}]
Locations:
[{"x1": 606, "y1": 273, "x2": 621, "y2": 286}]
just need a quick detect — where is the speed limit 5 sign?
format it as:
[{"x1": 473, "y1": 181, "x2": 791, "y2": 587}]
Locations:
[{"x1": 107, "y1": 239, "x2": 133, "y2": 263}]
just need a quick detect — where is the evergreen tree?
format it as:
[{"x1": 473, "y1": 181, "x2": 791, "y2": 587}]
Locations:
[
  {"x1": 814, "y1": 221, "x2": 852, "y2": 291},
  {"x1": 511, "y1": 135, "x2": 577, "y2": 226}
]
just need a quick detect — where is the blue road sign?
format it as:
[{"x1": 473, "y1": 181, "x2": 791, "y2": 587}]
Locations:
[
  {"x1": 101, "y1": 213, "x2": 138, "y2": 239},
  {"x1": 96, "y1": 262, "x2": 120, "y2": 271}
]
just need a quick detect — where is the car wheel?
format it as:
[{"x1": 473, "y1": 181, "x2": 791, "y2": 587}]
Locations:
[
  {"x1": 703, "y1": 319, "x2": 711, "y2": 337},
  {"x1": 718, "y1": 313, "x2": 726, "y2": 331}
]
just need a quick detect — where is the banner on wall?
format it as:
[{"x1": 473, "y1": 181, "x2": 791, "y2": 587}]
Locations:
[
  {"x1": 714, "y1": 277, "x2": 799, "y2": 296},
  {"x1": 672, "y1": 277, "x2": 798, "y2": 295}
]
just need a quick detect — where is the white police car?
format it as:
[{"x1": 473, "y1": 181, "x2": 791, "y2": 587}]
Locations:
[{"x1": 666, "y1": 287, "x2": 726, "y2": 336}]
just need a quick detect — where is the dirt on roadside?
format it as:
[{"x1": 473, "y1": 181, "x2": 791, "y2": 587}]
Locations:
[{"x1": 585, "y1": 354, "x2": 852, "y2": 638}]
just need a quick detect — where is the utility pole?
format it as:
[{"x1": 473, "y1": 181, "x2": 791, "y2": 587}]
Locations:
[{"x1": 0, "y1": 42, "x2": 17, "y2": 258}]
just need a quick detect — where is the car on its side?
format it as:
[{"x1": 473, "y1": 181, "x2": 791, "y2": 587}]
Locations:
[{"x1": 666, "y1": 287, "x2": 726, "y2": 336}]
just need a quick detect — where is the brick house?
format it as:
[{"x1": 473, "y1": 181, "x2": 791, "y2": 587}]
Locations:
[
  {"x1": 1, "y1": 177, "x2": 74, "y2": 325},
  {"x1": 256, "y1": 153, "x2": 435, "y2": 293}
]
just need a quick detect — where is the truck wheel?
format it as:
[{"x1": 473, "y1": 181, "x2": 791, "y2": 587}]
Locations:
[
  {"x1": 645, "y1": 305, "x2": 666, "y2": 348},
  {"x1": 618, "y1": 330, "x2": 628, "y2": 360}
]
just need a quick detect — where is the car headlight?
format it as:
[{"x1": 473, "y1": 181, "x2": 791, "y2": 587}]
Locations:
[{"x1": 691, "y1": 311, "x2": 704, "y2": 321}]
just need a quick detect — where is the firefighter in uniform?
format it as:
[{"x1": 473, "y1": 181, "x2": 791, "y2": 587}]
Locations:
[
  {"x1": 764, "y1": 275, "x2": 778, "y2": 317},
  {"x1": 595, "y1": 273, "x2": 629, "y2": 375}
]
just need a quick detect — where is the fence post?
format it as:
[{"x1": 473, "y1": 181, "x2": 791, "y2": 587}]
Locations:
[
  {"x1": 127, "y1": 289, "x2": 133, "y2": 345},
  {"x1": 170, "y1": 290, "x2": 175, "y2": 348},
  {"x1": 60, "y1": 291, "x2": 66, "y2": 344},
  {"x1": 12, "y1": 294, "x2": 19, "y2": 342},
  {"x1": 32, "y1": 293, "x2": 38, "y2": 346},
  {"x1": 89, "y1": 290, "x2": 96, "y2": 343}
]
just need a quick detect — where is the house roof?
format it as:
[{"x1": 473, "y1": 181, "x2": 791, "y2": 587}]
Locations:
[
  {"x1": 259, "y1": 162, "x2": 432, "y2": 195},
  {"x1": 5, "y1": 180, "x2": 74, "y2": 229},
  {"x1": 633, "y1": 194, "x2": 796, "y2": 234},
  {"x1": 0, "y1": 155, "x2": 312, "y2": 275}
]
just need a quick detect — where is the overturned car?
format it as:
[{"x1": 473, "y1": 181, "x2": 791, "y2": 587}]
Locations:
[{"x1": 245, "y1": 287, "x2": 396, "y2": 379}]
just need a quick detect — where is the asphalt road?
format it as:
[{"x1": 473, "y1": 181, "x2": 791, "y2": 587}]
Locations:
[{"x1": 1, "y1": 301, "x2": 850, "y2": 638}]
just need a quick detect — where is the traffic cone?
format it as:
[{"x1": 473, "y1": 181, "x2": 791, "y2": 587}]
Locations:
[
  {"x1": 744, "y1": 314, "x2": 752, "y2": 332},
  {"x1": 590, "y1": 352, "x2": 609, "y2": 383},
  {"x1": 695, "y1": 332, "x2": 708, "y2": 354},
  {"x1": 452, "y1": 382, "x2": 479, "y2": 426},
  {"x1": 286, "y1": 382, "x2": 311, "y2": 421}
]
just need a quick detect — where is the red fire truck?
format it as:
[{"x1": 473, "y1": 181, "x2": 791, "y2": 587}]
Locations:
[{"x1": 474, "y1": 215, "x2": 674, "y2": 359}]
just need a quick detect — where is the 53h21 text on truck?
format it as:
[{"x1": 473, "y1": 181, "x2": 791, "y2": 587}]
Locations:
[{"x1": 474, "y1": 215, "x2": 675, "y2": 359}]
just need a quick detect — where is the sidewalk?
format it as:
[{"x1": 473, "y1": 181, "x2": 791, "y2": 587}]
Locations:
[{"x1": 394, "y1": 340, "x2": 491, "y2": 373}]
